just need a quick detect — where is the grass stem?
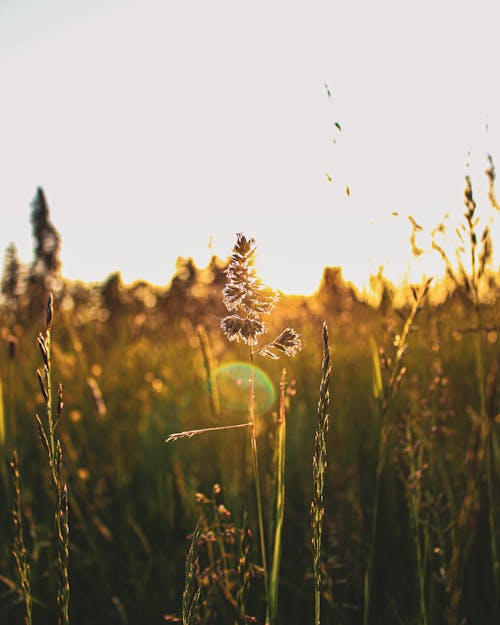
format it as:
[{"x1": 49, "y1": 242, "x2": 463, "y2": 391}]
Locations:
[{"x1": 249, "y1": 350, "x2": 270, "y2": 622}]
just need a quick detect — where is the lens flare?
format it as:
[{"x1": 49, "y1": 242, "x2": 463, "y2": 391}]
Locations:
[{"x1": 214, "y1": 362, "x2": 275, "y2": 417}]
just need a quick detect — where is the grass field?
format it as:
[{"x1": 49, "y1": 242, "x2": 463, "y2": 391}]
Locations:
[{"x1": 0, "y1": 199, "x2": 499, "y2": 624}]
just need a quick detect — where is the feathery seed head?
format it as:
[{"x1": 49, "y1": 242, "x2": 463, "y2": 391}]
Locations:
[
  {"x1": 221, "y1": 233, "x2": 277, "y2": 346},
  {"x1": 220, "y1": 315, "x2": 266, "y2": 346},
  {"x1": 271, "y1": 328, "x2": 302, "y2": 357},
  {"x1": 257, "y1": 328, "x2": 302, "y2": 359},
  {"x1": 221, "y1": 233, "x2": 302, "y2": 360},
  {"x1": 222, "y1": 233, "x2": 277, "y2": 318}
]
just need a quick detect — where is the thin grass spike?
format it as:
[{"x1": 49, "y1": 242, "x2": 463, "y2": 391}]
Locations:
[
  {"x1": 165, "y1": 422, "x2": 251, "y2": 443},
  {"x1": 182, "y1": 520, "x2": 201, "y2": 625},
  {"x1": 10, "y1": 451, "x2": 33, "y2": 625},
  {"x1": 34, "y1": 294, "x2": 70, "y2": 624},
  {"x1": 311, "y1": 322, "x2": 331, "y2": 625}
]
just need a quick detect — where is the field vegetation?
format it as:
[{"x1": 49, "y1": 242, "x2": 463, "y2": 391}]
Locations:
[{"x1": 0, "y1": 176, "x2": 498, "y2": 625}]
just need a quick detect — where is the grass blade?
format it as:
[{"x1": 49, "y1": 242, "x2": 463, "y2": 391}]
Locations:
[
  {"x1": 269, "y1": 369, "x2": 287, "y2": 624},
  {"x1": 311, "y1": 322, "x2": 331, "y2": 625},
  {"x1": 182, "y1": 520, "x2": 201, "y2": 625}
]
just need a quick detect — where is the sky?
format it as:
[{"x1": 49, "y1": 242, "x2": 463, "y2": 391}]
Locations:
[{"x1": 0, "y1": 0, "x2": 499, "y2": 295}]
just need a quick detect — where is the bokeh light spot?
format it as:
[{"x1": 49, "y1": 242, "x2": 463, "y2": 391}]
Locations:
[{"x1": 214, "y1": 362, "x2": 275, "y2": 417}]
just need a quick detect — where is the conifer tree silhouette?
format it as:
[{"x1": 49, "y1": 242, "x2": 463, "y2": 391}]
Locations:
[
  {"x1": 1, "y1": 242, "x2": 21, "y2": 310},
  {"x1": 29, "y1": 187, "x2": 62, "y2": 309}
]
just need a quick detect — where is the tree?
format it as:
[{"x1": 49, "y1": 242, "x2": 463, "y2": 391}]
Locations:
[
  {"x1": 101, "y1": 271, "x2": 124, "y2": 313},
  {"x1": 1, "y1": 242, "x2": 21, "y2": 309},
  {"x1": 30, "y1": 186, "x2": 61, "y2": 285},
  {"x1": 27, "y1": 187, "x2": 62, "y2": 318}
]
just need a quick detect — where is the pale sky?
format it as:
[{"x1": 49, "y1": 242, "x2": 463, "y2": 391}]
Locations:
[{"x1": 0, "y1": 0, "x2": 499, "y2": 294}]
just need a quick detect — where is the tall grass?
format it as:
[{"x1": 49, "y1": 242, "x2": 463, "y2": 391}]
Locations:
[
  {"x1": 10, "y1": 450, "x2": 32, "y2": 625},
  {"x1": 34, "y1": 294, "x2": 70, "y2": 625},
  {"x1": 269, "y1": 368, "x2": 288, "y2": 624},
  {"x1": 182, "y1": 519, "x2": 201, "y2": 625},
  {"x1": 431, "y1": 169, "x2": 499, "y2": 625},
  {"x1": 0, "y1": 175, "x2": 498, "y2": 624},
  {"x1": 311, "y1": 322, "x2": 331, "y2": 625},
  {"x1": 167, "y1": 233, "x2": 301, "y2": 624},
  {"x1": 364, "y1": 278, "x2": 431, "y2": 625}
]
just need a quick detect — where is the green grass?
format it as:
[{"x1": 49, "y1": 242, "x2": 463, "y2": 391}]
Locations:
[{"x1": 0, "y1": 222, "x2": 498, "y2": 625}]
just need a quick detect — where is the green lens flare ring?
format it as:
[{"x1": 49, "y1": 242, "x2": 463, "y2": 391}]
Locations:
[{"x1": 213, "y1": 361, "x2": 276, "y2": 417}]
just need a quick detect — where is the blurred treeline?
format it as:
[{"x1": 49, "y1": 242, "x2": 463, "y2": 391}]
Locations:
[{"x1": 0, "y1": 187, "x2": 499, "y2": 625}]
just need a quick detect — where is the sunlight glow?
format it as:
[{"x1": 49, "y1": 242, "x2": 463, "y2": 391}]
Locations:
[{"x1": 0, "y1": 0, "x2": 499, "y2": 295}]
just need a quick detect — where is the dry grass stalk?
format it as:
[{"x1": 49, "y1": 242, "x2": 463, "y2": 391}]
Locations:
[
  {"x1": 237, "y1": 511, "x2": 252, "y2": 618},
  {"x1": 432, "y1": 164, "x2": 493, "y2": 300},
  {"x1": 182, "y1": 520, "x2": 201, "y2": 625},
  {"x1": 220, "y1": 233, "x2": 302, "y2": 625},
  {"x1": 401, "y1": 413, "x2": 430, "y2": 625},
  {"x1": 165, "y1": 422, "x2": 251, "y2": 443},
  {"x1": 364, "y1": 279, "x2": 431, "y2": 625},
  {"x1": 268, "y1": 369, "x2": 288, "y2": 624},
  {"x1": 166, "y1": 492, "x2": 256, "y2": 624},
  {"x1": 35, "y1": 294, "x2": 70, "y2": 625},
  {"x1": 166, "y1": 231, "x2": 301, "y2": 623},
  {"x1": 432, "y1": 168, "x2": 499, "y2": 620},
  {"x1": 447, "y1": 412, "x2": 486, "y2": 625},
  {"x1": 311, "y1": 322, "x2": 331, "y2": 625},
  {"x1": 10, "y1": 450, "x2": 33, "y2": 625}
]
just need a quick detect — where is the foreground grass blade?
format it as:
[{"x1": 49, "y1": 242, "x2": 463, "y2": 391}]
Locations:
[
  {"x1": 35, "y1": 294, "x2": 70, "y2": 625},
  {"x1": 182, "y1": 520, "x2": 201, "y2": 625},
  {"x1": 11, "y1": 450, "x2": 33, "y2": 625},
  {"x1": 269, "y1": 369, "x2": 287, "y2": 625},
  {"x1": 311, "y1": 322, "x2": 331, "y2": 625}
]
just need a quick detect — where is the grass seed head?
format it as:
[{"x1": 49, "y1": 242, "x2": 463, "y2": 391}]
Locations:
[{"x1": 221, "y1": 233, "x2": 277, "y2": 346}]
